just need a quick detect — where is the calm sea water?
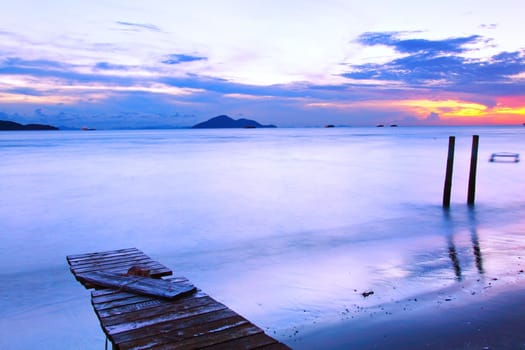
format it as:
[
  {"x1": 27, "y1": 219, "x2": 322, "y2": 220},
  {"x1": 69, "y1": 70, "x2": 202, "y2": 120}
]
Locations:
[{"x1": 1, "y1": 126, "x2": 524, "y2": 349}]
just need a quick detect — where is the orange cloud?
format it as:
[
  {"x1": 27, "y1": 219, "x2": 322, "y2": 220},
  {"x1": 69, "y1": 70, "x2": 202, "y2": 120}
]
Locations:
[
  {"x1": 394, "y1": 99, "x2": 488, "y2": 118},
  {"x1": 398, "y1": 98, "x2": 525, "y2": 124},
  {"x1": 306, "y1": 97, "x2": 525, "y2": 124}
]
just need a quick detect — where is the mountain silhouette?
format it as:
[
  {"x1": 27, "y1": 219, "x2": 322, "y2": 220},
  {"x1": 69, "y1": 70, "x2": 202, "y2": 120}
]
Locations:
[
  {"x1": 0, "y1": 120, "x2": 59, "y2": 130},
  {"x1": 192, "y1": 115, "x2": 276, "y2": 129}
]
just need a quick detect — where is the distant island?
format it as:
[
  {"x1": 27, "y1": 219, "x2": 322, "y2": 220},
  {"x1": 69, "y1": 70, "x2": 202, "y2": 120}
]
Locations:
[
  {"x1": 192, "y1": 115, "x2": 277, "y2": 129},
  {"x1": 0, "y1": 120, "x2": 59, "y2": 131}
]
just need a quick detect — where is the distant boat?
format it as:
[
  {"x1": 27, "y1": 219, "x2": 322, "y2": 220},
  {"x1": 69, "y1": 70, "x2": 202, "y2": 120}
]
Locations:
[
  {"x1": 81, "y1": 127, "x2": 96, "y2": 131},
  {"x1": 324, "y1": 124, "x2": 335, "y2": 128},
  {"x1": 390, "y1": 124, "x2": 398, "y2": 127},
  {"x1": 376, "y1": 124, "x2": 384, "y2": 127}
]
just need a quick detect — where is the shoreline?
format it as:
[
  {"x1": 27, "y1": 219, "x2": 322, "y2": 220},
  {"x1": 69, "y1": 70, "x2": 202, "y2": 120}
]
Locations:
[{"x1": 292, "y1": 280, "x2": 525, "y2": 349}]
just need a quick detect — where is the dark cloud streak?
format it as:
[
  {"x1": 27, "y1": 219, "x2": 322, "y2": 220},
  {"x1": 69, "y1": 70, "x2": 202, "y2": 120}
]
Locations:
[
  {"x1": 357, "y1": 32, "x2": 481, "y2": 54},
  {"x1": 116, "y1": 21, "x2": 161, "y2": 32},
  {"x1": 95, "y1": 62, "x2": 130, "y2": 70},
  {"x1": 162, "y1": 54, "x2": 207, "y2": 65},
  {"x1": 0, "y1": 57, "x2": 142, "y2": 85}
]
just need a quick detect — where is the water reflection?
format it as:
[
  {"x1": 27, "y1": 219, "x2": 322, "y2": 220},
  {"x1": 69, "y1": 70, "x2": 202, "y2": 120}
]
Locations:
[
  {"x1": 469, "y1": 208, "x2": 484, "y2": 274},
  {"x1": 443, "y1": 208, "x2": 484, "y2": 281},
  {"x1": 447, "y1": 235, "x2": 462, "y2": 280}
]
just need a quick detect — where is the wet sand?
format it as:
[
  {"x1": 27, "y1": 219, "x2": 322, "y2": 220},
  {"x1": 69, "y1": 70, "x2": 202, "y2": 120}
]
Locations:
[{"x1": 294, "y1": 283, "x2": 525, "y2": 349}]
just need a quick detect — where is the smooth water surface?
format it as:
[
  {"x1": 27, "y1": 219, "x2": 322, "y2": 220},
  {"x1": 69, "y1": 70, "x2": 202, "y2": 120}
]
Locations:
[{"x1": 1, "y1": 126, "x2": 525, "y2": 348}]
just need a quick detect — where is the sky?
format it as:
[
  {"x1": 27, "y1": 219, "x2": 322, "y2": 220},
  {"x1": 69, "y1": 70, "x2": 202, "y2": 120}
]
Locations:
[{"x1": 0, "y1": 0, "x2": 524, "y2": 128}]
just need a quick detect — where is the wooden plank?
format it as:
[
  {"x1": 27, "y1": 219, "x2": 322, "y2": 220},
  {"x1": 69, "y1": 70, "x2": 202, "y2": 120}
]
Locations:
[
  {"x1": 74, "y1": 265, "x2": 173, "y2": 284},
  {"x1": 200, "y1": 332, "x2": 278, "y2": 350},
  {"x1": 94, "y1": 292, "x2": 208, "y2": 318},
  {"x1": 111, "y1": 308, "x2": 240, "y2": 345},
  {"x1": 103, "y1": 300, "x2": 228, "y2": 335},
  {"x1": 78, "y1": 271, "x2": 195, "y2": 299},
  {"x1": 92, "y1": 289, "x2": 206, "y2": 312},
  {"x1": 67, "y1": 248, "x2": 144, "y2": 263},
  {"x1": 68, "y1": 251, "x2": 148, "y2": 268},
  {"x1": 154, "y1": 323, "x2": 264, "y2": 350},
  {"x1": 75, "y1": 270, "x2": 172, "y2": 289},
  {"x1": 71, "y1": 258, "x2": 166, "y2": 274},
  {"x1": 118, "y1": 318, "x2": 258, "y2": 350},
  {"x1": 94, "y1": 294, "x2": 166, "y2": 311},
  {"x1": 98, "y1": 295, "x2": 220, "y2": 327},
  {"x1": 67, "y1": 248, "x2": 139, "y2": 262},
  {"x1": 91, "y1": 287, "x2": 201, "y2": 306},
  {"x1": 255, "y1": 343, "x2": 292, "y2": 350}
]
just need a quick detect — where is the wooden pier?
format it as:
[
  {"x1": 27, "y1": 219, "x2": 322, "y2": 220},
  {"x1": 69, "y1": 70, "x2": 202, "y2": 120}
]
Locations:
[{"x1": 67, "y1": 248, "x2": 290, "y2": 350}]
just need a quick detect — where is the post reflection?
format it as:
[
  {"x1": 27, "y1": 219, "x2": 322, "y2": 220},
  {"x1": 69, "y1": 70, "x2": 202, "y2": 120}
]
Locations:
[
  {"x1": 469, "y1": 208, "x2": 484, "y2": 274},
  {"x1": 443, "y1": 208, "x2": 484, "y2": 280},
  {"x1": 447, "y1": 235, "x2": 462, "y2": 280}
]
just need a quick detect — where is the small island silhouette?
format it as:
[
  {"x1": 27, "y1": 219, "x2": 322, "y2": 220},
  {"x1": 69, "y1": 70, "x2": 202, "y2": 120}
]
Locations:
[
  {"x1": 0, "y1": 120, "x2": 59, "y2": 131},
  {"x1": 192, "y1": 115, "x2": 276, "y2": 129}
]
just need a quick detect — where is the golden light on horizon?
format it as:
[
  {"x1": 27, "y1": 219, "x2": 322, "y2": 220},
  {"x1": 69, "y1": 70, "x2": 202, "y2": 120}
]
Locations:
[
  {"x1": 399, "y1": 98, "x2": 525, "y2": 123},
  {"x1": 395, "y1": 99, "x2": 488, "y2": 118},
  {"x1": 494, "y1": 106, "x2": 525, "y2": 115},
  {"x1": 306, "y1": 97, "x2": 525, "y2": 124}
]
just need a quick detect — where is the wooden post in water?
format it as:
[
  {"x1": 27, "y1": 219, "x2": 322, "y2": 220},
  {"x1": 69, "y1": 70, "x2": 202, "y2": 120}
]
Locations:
[
  {"x1": 467, "y1": 135, "x2": 479, "y2": 206},
  {"x1": 443, "y1": 136, "x2": 455, "y2": 209}
]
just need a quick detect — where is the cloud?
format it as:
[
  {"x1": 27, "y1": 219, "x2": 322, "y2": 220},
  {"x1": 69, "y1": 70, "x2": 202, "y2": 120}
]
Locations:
[
  {"x1": 115, "y1": 21, "x2": 161, "y2": 32},
  {"x1": 161, "y1": 54, "x2": 207, "y2": 65},
  {"x1": 94, "y1": 62, "x2": 129, "y2": 70},
  {"x1": 343, "y1": 32, "x2": 525, "y2": 96},
  {"x1": 1, "y1": 56, "x2": 138, "y2": 84},
  {"x1": 5, "y1": 87, "x2": 43, "y2": 96},
  {"x1": 480, "y1": 24, "x2": 497, "y2": 30},
  {"x1": 356, "y1": 32, "x2": 480, "y2": 54},
  {"x1": 3, "y1": 57, "x2": 65, "y2": 69},
  {"x1": 426, "y1": 112, "x2": 441, "y2": 121}
]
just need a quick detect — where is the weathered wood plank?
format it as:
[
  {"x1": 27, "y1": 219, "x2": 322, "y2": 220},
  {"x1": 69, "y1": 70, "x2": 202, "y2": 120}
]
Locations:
[
  {"x1": 99, "y1": 295, "x2": 220, "y2": 327},
  {"x1": 153, "y1": 323, "x2": 264, "y2": 350},
  {"x1": 92, "y1": 289, "x2": 205, "y2": 312},
  {"x1": 72, "y1": 262, "x2": 152, "y2": 276},
  {"x1": 255, "y1": 343, "x2": 292, "y2": 350},
  {"x1": 68, "y1": 248, "x2": 144, "y2": 262},
  {"x1": 104, "y1": 300, "x2": 228, "y2": 335},
  {"x1": 78, "y1": 271, "x2": 195, "y2": 299},
  {"x1": 68, "y1": 251, "x2": 148, "y2": 268},
  {"x1": 71, "y1": 258, "x2": 163, "y2": 274},
  {"x1": 93, "y1": 293, "x2": 157, "y2": 310},
  {"x1": 75, "y1": 265, "x2": 172, "y2": 282},
  {"x1": 111, "y1": 308, "x2": 240, "y2": 345},
  {"x1": 119, "y1": 317, "x2": 255, "y2": 350},
  {"x1": 94, "y1": 291, "x2": 208, "y2": 318},
  {"x1": 92, "y1": 289, "x2": 140, "y2": 300},
  {"x1": 199, "y1": 332, "x2": 278, "y2": 350},
  {"x1": 91, "y1": 278, "x2": 190, "y2": 302},
  {"x1": 67, "y1": 248, "x2": 139, "y2": 262},
  {"x1": 92, "y1": 288, "x2": 203, "y2": 307}
]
